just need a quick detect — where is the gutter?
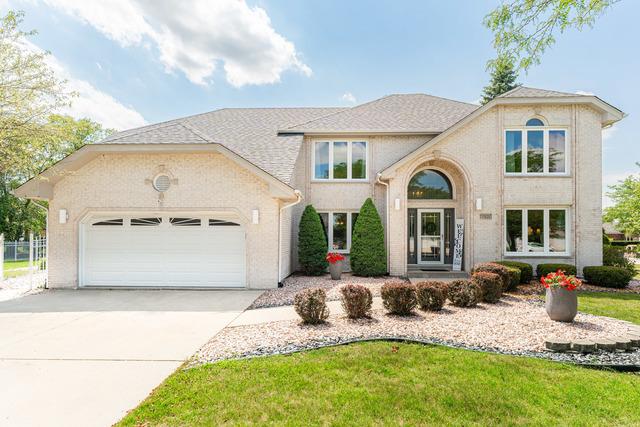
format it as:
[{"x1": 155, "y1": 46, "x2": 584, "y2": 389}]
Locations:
[
  {"x1": 376, "y1": 173, "x2": 390, "y2": 273},
  {"x1": 278, "y1": 190, "x2": 303, "y2": 286}
]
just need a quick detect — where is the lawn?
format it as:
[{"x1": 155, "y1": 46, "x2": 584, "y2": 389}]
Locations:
[
  {"x1": 579, "y1": 291, "x2": 640, "y2": 324},
  {"x1": 118, "y1": 342, "x2": 640, "y2": 426},
  {"x1": 2, "y1": 260, "x2": 31, "y2": 279}
]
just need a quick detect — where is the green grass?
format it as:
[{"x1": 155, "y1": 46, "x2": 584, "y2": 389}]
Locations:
[
  {"x1": 118, "y1": 342, "x2": 640, "y2": 426},
  {"x1": 2, "y1": 260, "x2": 30, "y2": 278},
  {"x1": 579, "y1": 291, "x2": 640, "y2": 324}
]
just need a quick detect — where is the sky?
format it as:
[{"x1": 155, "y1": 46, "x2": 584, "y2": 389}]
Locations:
[{"x1": 2, "y1": 0, "x2": 639, "y2": 207}]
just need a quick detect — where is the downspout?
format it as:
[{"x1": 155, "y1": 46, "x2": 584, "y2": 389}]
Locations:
[
  {"x1": 278, "y1": 190, "x2": 303, "y2": 287},
  {"x1": 376, "y1": 173, "x2": 390, "y2": 273},
  {"x1": 32, "y1": 200, "x2": 49, "y2": 289}
]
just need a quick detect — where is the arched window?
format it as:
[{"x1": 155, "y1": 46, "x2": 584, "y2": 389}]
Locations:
[
  {"x1": 525, "y1": 118, "x2": 545, "y2": 126},
  {"x1": 408, "y1": 170, "x2": 453, "y2": 199}
]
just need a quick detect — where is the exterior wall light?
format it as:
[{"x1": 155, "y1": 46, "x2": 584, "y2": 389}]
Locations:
[
  {"x1": 394, "y1": 198, "x2": 401, "y2": 210},
  {"x1": 59, "y1": 209, "x2": 68, "y2": 224},
  {"x1": 252, "y1": 209, "x2": 260, "y2": 224},
  {"x1": 475, "y1": 198, "x2": 483, "y2": 211}
]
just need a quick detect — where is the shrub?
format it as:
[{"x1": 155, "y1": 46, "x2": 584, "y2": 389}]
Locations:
[
  {"x1": 583, "y1": 266, "x2": 633, "y2": 289},
  {"x1": 536, "y1": 263, "x2": 576, "y2": 277},
  {"x1": 447, "y1": 279, "x2": 482, "y2": 307},
  {"x1": 350, "y1": 198, "x2": 387, "y2": 276},
  {"x1": 472, "y1": 263, "x2": 510, "y2": 290},
  {"x1": 294, "y1": 288, "x2": 330, "y2": 324},
  {"x1": 298, "y1": 205, "x2": 328, "y2": 275},
  {"x1": 415, "y1": 281, "x2": 448, "y2": 311},
  {"x1": 505, "y1": 267, "x2": 521, "y2": 290},
  {"x1": 493, "y1": 260, "x2": 533, "y2": 283},
  {"x1": 603, "y1": 233, "x2": 611, "y2": 245},
  {"x1": 603, "y1": 245, "x2": 635, "y2": 275},
  {"x1": 340, "y1": 284, "x2": 373, "y2": 319},
  {"x1": 381, "y1": 281, "x2": 416, "y2": 315},
  {"x1": 472, "y1": 272, "x2": 502, "y2": 303}
]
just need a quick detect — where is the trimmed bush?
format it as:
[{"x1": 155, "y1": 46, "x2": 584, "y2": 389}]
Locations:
[
  {"x1": 603, "y1": 245, "x2": 636, "y2": 275},
  {"x1": 505, "y1": 267, "x2": 521, "y2": 290},
  {"x1": 294, "y1": 288, "x2": 330, "y2": 324},
  {"x1": 415, "y1": 281, "x2": 448, "y2": 311},
  {"x1": 536, "y1": 263, "x2": 576, "y2": 278},
  {"x1": 350, "y1": 198, "x2": 387, "y2": 276},
  {"x1": 298, "y1": 205, "x2": 328, "y2": 275},
  {"x1": 472, "y1": 263, "x2": 510, "y2": 290},
  {"x1": 493, "y1": 260, "x2": 533, "y2": 284},
  {"x1": 472, "y1": 272, "x2": 502, "y2": 303},
  {"x1": 381, "y1": 281, "x2": 416, "y2": 315},
  {"x1": 583, "y1": 266, "x2": 633, "y2": 289},
  {"x1": 340, "y1": 284, "x2": 373, "y2": 319},
  {"x1": 447, "y1": 279, "x2": 482, "y2": 307}
]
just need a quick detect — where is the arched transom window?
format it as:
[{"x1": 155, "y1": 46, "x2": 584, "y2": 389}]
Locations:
[{"x1": 408, "y1": 170, "x2": 453, "y2": 199}]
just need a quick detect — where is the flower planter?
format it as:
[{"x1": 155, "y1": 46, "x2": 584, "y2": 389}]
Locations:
[
  {"x1": 545, "y1": 287, "x2": 578, "y2": 322},
  {"x1": 329, "y1": 261, "x2": 342, "y2": 280}
]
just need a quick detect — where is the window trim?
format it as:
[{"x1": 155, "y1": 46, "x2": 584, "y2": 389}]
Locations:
[
  {"x1": 503, "y1": 127, "x2": 570, "y2": 176},
  {"x1": 312, "y1": 139, "x2": 369, "y2": 182},
  {"x1": 503, "y1": 207, "x2": 570, "y2": 257},
  {"x1": 318, "y1": 211, "x2": 359, "y2": 254}
]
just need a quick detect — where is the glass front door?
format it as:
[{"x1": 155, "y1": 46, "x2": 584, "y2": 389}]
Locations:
[{"x1": 417, "y1": 209, "x2": 444, "y2": 264}]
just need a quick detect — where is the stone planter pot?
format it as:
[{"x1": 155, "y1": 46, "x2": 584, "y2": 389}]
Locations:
[
  {"x1": 329, "y1": 261, "x2": 342, "y2": 280},
  {"x1": 545, "y1": 287, "x2": 578, "y2": 322}
]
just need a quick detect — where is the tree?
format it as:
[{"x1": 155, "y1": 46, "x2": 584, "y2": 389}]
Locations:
[
  {"x1": 603, "y1": 163, "x2": 640, "y2": 237},
  {"x1": 350, "y1": 198, "x2": 386, "y2": 276},
  {"x1": 298, "y1": 205, "x2": 328, "y2": 275},
  {"x1": 481, "y1": 55, "x2": 519, "y2": 104},
  {"x1": 484, "y1": 0, "x2": 619, "y2": 71}
]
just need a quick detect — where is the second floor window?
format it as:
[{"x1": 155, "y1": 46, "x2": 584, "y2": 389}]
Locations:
[
  {"x1": 314, "y1": 141, "x2": 367, "y2": 180},
  {"x1": 505, "y1": 119, "x2": 567, "y2": 175}
]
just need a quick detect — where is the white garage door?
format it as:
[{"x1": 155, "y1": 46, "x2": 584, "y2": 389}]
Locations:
[{"x1": 81, "y1": 215, "x2": 246, "y2": 288}]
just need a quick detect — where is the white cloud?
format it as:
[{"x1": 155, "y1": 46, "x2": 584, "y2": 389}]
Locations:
[
  {"x1": 341, "y1": 92, "x2": 356, "y2": 104},
  {"x1": 43, "y1": 0, "x2": 312, "y2": 87},
  {"x1": 575, "y1": 90, "x2": 595, "y2": 96}
]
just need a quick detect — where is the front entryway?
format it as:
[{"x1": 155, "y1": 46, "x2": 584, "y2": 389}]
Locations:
[{"x1": 417, "y1": 209, "x2": 444, "y2": 264}]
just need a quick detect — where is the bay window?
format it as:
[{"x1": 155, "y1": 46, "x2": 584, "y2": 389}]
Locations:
[
  {"x1": 505, "y1": 208, "x2": 569, "y2": 255},
  {"x1": 318, "y1": 211, "x2": 359, "y2": 252},
  {"x1": 313, "y1": 140, "x2": 368, "y2": 180},
  {"x1": 504, "y1": 124, "x2": 567, "y2": 175}
]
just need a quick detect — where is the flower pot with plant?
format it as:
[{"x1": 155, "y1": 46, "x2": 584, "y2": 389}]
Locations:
[
  {"x1": 541, "y1": 270, "x2": 582, "y2": 322},
  {"x1": 326, "y1": 252, "x2": 345, "y2": 280}
]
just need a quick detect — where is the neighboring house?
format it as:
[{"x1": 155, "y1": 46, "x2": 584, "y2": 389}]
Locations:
[
  {"x1": 603, "y1": 222, "x2": 639, "y2": 241},
  {"x1": 15, "y1": 86, "x2": 625, "y2": 289}
]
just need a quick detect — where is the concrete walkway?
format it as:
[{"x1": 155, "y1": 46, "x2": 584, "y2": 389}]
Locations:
[{"x1": 0, "y1": 289, "x2": 262, "y2": 427}]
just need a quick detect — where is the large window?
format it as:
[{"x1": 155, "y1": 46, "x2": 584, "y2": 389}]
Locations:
[
  {"x1": 313, "y1": 141, "x2": 367, "y2": 180},
  {"x1": 408, "y1": 170, "x2": 453, "y2": 199},
  {"x1": 504, "y1": 120, "x2": 567, "y2": 175},
  {"x1": 505, "y1": 208, "x2": 569, "y2": 255},
  {"x1": 318, "y1": 211, "x2": 359, "y2": 252}
]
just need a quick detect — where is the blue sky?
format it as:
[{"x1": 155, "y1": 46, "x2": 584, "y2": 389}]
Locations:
[{"x1": 4, "y1": 0, "x2": 639, "y2": 205}]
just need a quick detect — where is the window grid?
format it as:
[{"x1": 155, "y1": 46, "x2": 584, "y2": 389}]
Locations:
[
  {"x1": 504, "y1": 128, "x2": 568, "y2": 176},
  {"x1": 313, "y1": 140, "x2": 368, "y2": 181},
  {"x1": 504, "y1": 208, "x2": 569, "y2": 256}
]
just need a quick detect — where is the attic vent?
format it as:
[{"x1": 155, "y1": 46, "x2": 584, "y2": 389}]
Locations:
[{"x1": 153, "y1": 174, "x2": 171, "y2": 192}]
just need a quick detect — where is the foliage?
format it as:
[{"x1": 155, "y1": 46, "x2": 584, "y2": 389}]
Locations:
[
  {"x1": 602, "y1": 245, "x2": 635, "y2": 275},
  {"x1": 481, "y1": 55, "x2": 519, "y2": 104},
  {"x1": 380, "y1": 281, "x2": 416, "y2": 315},
  {"x1": 604, "y1": 164, "x2": 640, "y2": 236},
  {"x1": 326, "y1": 252, "x2": 345, "y2": 264},
  {"x1": 536, "y1": 263, "x2": 576, "y2": 277},
  {"x1": 298, "y1": 205, "x2": 328, "y2": 275},
  {"x1": 293, "y1": 288, "x2": 329, "y2": 324},
  {"x1": 350, "y1": 198, "x2": 386, "y2": 276},
  {"x1": 339, "y1": 284, "x2": 373, "y2": 319},
  {"x1": 472, "y1": 272, "x2": 503, "y2": 303},
  {"x1": 447, "y1": 279, "x2": 482, "y2": 308},
  {"x1": 494, "y1": 260, "x2": 533, "y2": 283},
  {"x1": 415, "y1": 281, "x2": 448, "y2": 311},
  {"x1": 484, "y1": 0, "x2": 619, "y2": 71},
  {"x1": 583, "y1": 266, "x2": 632, "y2": 289},
  {"x1": 540, "y1": 270, "x2": 582, "y2": 291},
  {"x1": 472, "y1": 262, "x2": 511, "y2": 290},
  {"x1": 505, "y1": 266, "x2": 521, "y2": 290},
  {"x1": 602, "y1": 233, "x2": 611, "y2": 245}
]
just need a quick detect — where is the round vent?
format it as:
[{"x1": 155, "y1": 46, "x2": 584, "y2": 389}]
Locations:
[{"x1": 153, "y1": 174, "x2": 171, "y2": 192}]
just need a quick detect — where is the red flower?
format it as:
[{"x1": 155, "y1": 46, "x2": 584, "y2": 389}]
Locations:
[
  {"x1": 540, "y1": 270, "x2": 582, "y2": 291},
  {"x1": 326, "y1": 252, "x2": 345, "y2": 264}
]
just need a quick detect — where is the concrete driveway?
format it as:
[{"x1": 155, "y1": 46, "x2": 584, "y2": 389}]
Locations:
[{"x1": 0, "y1": 289, "x2": 262, "y2": 427}]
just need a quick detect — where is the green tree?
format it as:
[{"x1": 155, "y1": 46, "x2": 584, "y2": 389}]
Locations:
[
  {"x1": 350, "y1": 198, "x2": 386, "y2": 276},
  {"x1": 603, "y1": 164, "x2": 640, "y2": 236},
  {"x1": 481, "y1": 55, "x2": 519, "y2": 104},
  {"x1": 484, "y1": 0, "x2": 619, "y2": 71},
  {"x1": 298, "y1": 205, "x2": 328, "y2": 275}
]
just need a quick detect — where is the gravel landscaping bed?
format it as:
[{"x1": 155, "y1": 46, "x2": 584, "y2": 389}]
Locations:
[
  {"x1": 511, "y1": 280, "x2": 640, "y2": 298},
  {"x1": 195, "y1": 295, "x2": 638, "y2": 368}
]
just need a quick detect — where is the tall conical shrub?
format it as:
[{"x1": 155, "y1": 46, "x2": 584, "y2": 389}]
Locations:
[
  {"x1": 350, "y1": 198, "x2": 387, "y2": 276},
  {"x1": 298, "y1": 205, "x2": 328, "y2": 275}
]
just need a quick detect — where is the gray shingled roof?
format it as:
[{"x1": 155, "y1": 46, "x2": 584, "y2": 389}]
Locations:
[
  {"x1": 498, "y1": 86, "x2": 583, "y2": 98},
  {"x1": 282, "y1": 94, "x2": 478, "y2": 133}
]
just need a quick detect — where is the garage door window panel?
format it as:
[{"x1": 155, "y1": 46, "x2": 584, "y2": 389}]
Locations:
[{"x1": 170, "y1": 217, "x2": 201, "y2": 226}]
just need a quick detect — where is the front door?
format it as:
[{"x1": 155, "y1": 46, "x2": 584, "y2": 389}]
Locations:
[{"x1": 417, "y1": 209, "x2": 444, "y2": 264}]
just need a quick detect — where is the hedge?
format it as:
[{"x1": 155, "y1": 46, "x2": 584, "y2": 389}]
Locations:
[
  {"x1": 350, "y1": 198, "x2": 387, "y2": 276},
  {"x1": 536, "y1": 263, "x2": 577, "y2": 278},
  {"x1": 493, "y1": 261, "x2": 533, "y2": 284},
  {"x1": 297, "y1": 205, "x2": 328, "y2": 275},
  {"x1": 583, "y1": 266, "x2": 633, "y2": 289}
]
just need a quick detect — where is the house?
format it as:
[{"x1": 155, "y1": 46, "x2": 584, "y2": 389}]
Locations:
[
  {"x1": 603, "y1": 221, "x2": 639, "y2": 242},
  {"x1": 14, "y1": 87, "x2": 625, "y2": 289}
]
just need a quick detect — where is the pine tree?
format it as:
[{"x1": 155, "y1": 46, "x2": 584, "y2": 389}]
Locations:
[
  {"x1": 350, "y1": 198, "x2": 387, "y2": 276},
  {"x1": 481, "y1": 56, "x2": 519, "y2": 105},
  {"x1": 298, "y1": 205, "x2": 328, "y2": 275}
]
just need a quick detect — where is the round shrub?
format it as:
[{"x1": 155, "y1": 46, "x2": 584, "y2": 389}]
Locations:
[
  {"x1": 505, "y1": 267, "x2": 521, "y2": 290},
  {"x1": 297, "y1": 205, "x2": 328, "y2": 275},
  {"x1": 381, "y1": 280, "x2": 416, "y2": 315},
  {"x1": 294, "y1": 288, "x2": 329, "y2": 324},
  {"x1": 536, "y1": 263, "x2": 577, "y2": 277},
  {"x1": 493, "y1": 260, "x2": 533, "y2": 283},
  {"x1": 350, "y1": 198, "x2": 387, "y2": 276},
  {"x1": 415, "y1": 281, "x2": 448, "y2": 311},
  {"x1": 472, "y1": 272, "x2": 502, "y2": 303},
  {"x1": 472, "y1": 263, "x2": 510, "y2": 290},
  {"x1": 583, "y1": 266, "x2": 633, "y2": 289},
  {"x1": 447, "y1": 279, "x2": 482, "y2": 307},
  {"x1": 340, "y1": 284, "x2": 373, "y2": 319}
]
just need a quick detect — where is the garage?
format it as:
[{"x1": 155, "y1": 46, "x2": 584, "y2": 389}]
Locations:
[{"x1": 80, "y1": 214, "x2": 246, "y2": 288}]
